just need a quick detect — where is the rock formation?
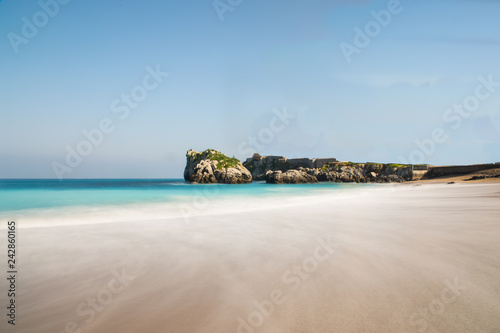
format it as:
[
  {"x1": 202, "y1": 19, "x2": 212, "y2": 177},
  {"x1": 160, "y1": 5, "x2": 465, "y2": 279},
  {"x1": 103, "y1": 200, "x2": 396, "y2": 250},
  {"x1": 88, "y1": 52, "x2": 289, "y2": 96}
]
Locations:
[
  {"x1": 244, "y1": 156, "x2": 338, "y2": 180},
  {"x1": 244, "y1": 155, "x2": 287, "y2": 181},
  {"x1": 265, "y1": 169, "x2": 319, "y2": 184},
  {"x1": 184, "y1": 149, "x2": 252, "y2": 184},
  {"x1": 184, "y1": 151, "x2": 500, "y2": 184},
  {"x1": 243, "y1": 155, "x2": 413, "y2": 184}
]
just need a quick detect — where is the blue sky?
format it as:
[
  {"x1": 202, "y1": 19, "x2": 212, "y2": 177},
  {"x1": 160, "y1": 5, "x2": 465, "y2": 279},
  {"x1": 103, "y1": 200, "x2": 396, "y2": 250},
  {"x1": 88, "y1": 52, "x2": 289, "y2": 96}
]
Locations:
[{"x1": 1, "y1": 0, "x2": 500, "y2": 178}]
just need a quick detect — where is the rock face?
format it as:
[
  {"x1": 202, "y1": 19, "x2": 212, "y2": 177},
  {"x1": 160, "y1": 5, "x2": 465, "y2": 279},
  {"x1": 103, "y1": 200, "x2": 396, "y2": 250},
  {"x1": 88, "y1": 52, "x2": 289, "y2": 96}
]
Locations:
[
  {"x1": 243, "y1": 156, "x2": 286, "y2": 181},
  {"x1": 184, "y1": 149, "x2": 252, "y2": 184},
  {"x1": 265, "y1": 169, "x2": 319, "y2": 184},
  {"x1": 244, "y1": 155, "x2": 413, "y2": 184},
  {"x1": 313, "y1": 163, "x2": 412, "y2": 183},
  {"x1": 244, "y1": 156, "x2": 337, "y2": 180}
]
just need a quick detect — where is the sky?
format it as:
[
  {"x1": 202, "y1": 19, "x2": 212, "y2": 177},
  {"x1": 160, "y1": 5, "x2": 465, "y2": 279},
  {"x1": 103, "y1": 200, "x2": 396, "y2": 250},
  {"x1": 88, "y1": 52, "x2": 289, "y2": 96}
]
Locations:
[{"x1": 1, "y1": 0, "x2": 500, "y2": 178}]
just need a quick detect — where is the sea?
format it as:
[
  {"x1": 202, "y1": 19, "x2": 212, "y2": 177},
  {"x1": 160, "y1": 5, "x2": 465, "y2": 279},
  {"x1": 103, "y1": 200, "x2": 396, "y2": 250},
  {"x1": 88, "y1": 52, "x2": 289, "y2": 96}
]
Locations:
[{"x1": 0, "y1": 179, "x2": 365, "y2": 228}]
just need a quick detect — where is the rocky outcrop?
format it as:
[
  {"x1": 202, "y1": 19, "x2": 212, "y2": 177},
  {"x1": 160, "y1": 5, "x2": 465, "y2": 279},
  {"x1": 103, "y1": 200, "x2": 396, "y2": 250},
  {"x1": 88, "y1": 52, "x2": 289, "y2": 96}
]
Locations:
[
  {"x1": 184, "y1": 149, "x2": 252, "y2": 184},
  {"x1": 243, "y1": 155, "x2": 286, "y2": 181},
  {"x1": 244, "y1": 156, "x2": 337, "y2": 180},
  {"x1": 265, "y1": 169, "x2": 319, "y2": 184},
  {"x1": 184, "y1": 150, "x2": 415, "y2": 184},
  {"x1": 253, "y1": 158, "x2": 413, "y2": 184}
]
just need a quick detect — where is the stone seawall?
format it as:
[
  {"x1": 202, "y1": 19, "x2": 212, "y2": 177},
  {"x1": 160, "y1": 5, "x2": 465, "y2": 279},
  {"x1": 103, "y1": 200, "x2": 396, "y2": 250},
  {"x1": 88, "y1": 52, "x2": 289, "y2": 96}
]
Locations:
[{"x1": 424, "y1": 164, "x2": 500, "y2": 179}]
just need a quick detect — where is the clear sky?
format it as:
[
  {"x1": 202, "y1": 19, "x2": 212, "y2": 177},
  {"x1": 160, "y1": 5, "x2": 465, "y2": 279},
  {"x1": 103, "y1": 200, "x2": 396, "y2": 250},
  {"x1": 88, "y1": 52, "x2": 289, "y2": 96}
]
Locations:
[{"x1": 1, "y1": 0, "x2": 499, "y2": 178}]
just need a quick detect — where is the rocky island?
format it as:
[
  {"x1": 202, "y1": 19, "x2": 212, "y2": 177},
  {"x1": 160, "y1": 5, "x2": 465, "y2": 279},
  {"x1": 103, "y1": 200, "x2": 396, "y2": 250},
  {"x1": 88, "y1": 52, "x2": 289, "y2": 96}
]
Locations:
[
  {"x1": 184, "y1": 149, "x2": 500, "y2": 184},
  {"x1": 183, "y1": 149, "x2": 420, "y2": 184},
  {"x1": 183, "y1": 149, "x2": 252, "y2": 184}
]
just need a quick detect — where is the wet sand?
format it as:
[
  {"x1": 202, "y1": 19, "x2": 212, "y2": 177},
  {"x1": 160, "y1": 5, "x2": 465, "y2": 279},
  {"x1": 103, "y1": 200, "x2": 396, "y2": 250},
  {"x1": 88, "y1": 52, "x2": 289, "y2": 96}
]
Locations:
[{"x1": 2, "y1": 183, "x2": 500, "y2": 333}]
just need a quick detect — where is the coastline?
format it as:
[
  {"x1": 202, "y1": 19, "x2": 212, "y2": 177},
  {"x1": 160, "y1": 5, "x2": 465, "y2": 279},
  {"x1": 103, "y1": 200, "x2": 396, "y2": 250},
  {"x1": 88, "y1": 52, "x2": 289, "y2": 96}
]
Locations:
[
  {"x1": 2, "y1": 176, "x2": 499, "y2": 229},
  {"x1": 3, "y1": 183, "x2": 500, "y2": 332}
]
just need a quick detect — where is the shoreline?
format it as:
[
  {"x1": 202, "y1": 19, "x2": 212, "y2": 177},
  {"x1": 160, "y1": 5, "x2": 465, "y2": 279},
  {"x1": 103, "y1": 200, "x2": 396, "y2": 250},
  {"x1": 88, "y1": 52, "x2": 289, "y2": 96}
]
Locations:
[
  {"x1": 4, "y1": 182, "x2": 500, "y2": 333},
  {"x1": 2, "y1": 179, "x2": 499, "y2": 229}
]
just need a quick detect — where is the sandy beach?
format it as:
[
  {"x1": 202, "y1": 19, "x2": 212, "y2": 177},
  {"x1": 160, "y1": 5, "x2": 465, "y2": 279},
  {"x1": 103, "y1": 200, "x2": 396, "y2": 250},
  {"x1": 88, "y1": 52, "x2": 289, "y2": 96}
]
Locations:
[
  {"x1": 2, "y1": 183, "x2": 500, "y2": 333},
  {"x1": 3, "y1": 0, "x2": 500, "y2": 332}
]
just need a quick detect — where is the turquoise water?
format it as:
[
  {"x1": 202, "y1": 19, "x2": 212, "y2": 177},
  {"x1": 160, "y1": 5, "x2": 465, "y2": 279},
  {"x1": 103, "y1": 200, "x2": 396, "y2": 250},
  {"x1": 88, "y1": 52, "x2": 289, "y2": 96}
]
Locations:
[{"x1": 0, "y1": 179, "x2": 351, "y2": 213}]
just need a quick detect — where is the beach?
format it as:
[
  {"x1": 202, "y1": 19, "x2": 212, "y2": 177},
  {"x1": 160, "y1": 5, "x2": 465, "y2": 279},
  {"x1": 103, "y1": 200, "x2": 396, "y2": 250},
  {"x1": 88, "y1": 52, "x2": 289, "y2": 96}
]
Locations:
[
  {"x1": 3, "y1": 0, "x2": 500, "y2": 332},
  {"x1": 2, "y1": 182, "x2": 500, "y2": 333}
]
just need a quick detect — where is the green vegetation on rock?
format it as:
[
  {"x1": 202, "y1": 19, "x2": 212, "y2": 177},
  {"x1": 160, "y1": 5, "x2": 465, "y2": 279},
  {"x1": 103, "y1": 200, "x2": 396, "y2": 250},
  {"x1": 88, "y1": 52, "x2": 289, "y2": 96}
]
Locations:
[
  {"x1": 388, "y1": 163, "x2": 409, "y2": 168},
  {"x1": 210, "y1": 152, "x2": 240, "y2": 169},
  {"x1": 322, "y1": 161, "x2": 360, "y2": 170},
  {"x1": 189, "y1": 149, "x2": 241, "y2": 170}
]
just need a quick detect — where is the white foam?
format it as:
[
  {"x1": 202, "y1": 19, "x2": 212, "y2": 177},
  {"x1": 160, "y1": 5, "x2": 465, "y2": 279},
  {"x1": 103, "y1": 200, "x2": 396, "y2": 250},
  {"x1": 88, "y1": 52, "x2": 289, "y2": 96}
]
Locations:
[{"x1": 2, "y1": 184, "x2": 380, "y2": 229}]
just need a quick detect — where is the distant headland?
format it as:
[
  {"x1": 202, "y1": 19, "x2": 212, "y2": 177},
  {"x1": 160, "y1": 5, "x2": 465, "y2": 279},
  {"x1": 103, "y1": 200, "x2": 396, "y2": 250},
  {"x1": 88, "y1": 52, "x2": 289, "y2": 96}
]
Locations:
[{"x1": 183, "y1": 149, "x2": 500, "y2": 184}]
